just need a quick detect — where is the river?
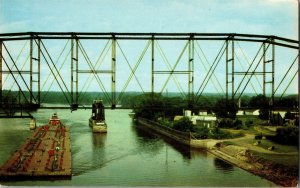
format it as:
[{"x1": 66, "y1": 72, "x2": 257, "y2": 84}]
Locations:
[{"x1": 0, "y1": 109, "x2": 275, "y2": 186}]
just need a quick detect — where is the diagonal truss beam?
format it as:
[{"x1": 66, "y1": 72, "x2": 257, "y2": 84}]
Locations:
[
  {"x1": 195, "y1": 41, "x2": 227, "y2": 102},
  {"x1": 36, "y1": 39, "x2": 71, "y2": 105},
  {"x1": 159, "y1": 41, "x2": 189, "y2": 94},
  {"x1": 115, "y1": 40, "x2": 150, "y2": 104},
  {"x1": 235, "y1": 43, "x2": 271, "y2": 100},
  {"x1": 2, "y1": 42, "x2": 37, "y2": 103},
  {"x1": 77, "y1": 40, "x2": 112, "y2": 104}
]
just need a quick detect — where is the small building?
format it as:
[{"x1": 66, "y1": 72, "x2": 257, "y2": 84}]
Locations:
[
  {"x1": 239, "y1": 109, "x2": 260, "y2": 116},
  {"x1": 198, "y1": 110, "x2": 208, "y2": 116},
  {"x1": 174, "y1": 115, "x2": 183, "y2": 121},
  {"x1": 192, "y1": 115, "x2": 217, "y2": 128},
  {"x1": 252, "y1": 110, "x2": 260, "y2": 116},
  {"x1": 273, "y1": 110, "x2": 299, "y2": 126},
  {"x1": 175, "y1": 110, "x2": 217, "y2": 128},
  {"x1": 236, "y1": 110, "x2": 244, "y2": 116},
  {"x1": 184, "y1": 110, "x2": 192, "y2": 117}
]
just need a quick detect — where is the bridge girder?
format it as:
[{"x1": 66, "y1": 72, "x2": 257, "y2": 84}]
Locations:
[{"x1": 0, "y1": 32, "x2": 298, "y2": 111}]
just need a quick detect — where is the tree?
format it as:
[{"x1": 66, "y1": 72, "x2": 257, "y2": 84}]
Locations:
[
  {"x1": 275, "y1": 97, "x2": 297, "y2": 108},
  {"x1": 133, "y1": 93, "x2": 164, "y2": 120},
  {"x1": 249, "y1": 94, "x2": 270, "y2": 120},
  {"x1": 1, "y1": 94, "x2": 18, "y2": 116},
  {"x1": 213, "y1": 98, "x2": 238, "y2": 119},
  {"x1": 133, "y1": 93, "x2": 188, "y2": 120},
  {"x1": 249, "y1": 94, "x2": 269, "y2": 108},
  {"x1": 284, "y1": 111, "x2": 292, "y2": 119},
  {"x1": 273, "y1": 126, "x2": 299, "y2": 146},
  {"x1": 173, "y1": 117, "x2": 194, "y2": 132}
]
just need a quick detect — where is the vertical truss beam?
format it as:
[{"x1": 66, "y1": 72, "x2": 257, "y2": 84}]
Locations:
[
  {"x1": 71, "y1": 36, "x2": 79, "y2": 106},
  {"x1": 29, "y1": 36, "x2": 41, "y2": 106},
  {"x1": 71, "y1": 38, "x2": 74, "y2": 104},
  {"x1": 76, "y1": 39, "x2": 78, "y2": 105},
  {"x1": 271, "y1": 40, "x2": 275, "y2": 106},
  {"x1": 188, "y1": 36, "x2": 194, "y2": 107},
  {"x1": 0, "y1": 41, "x2": 2, "y2": 106},
  {"x1": 30, "y1": 37, "x2": 33, "y2": 104},
  {"x1": 111, "y1": 36, "x2": 116, "y2": 108},
  {"x1": 151, "y1": 36, "x2": 154, "y2": 94},
  {"x1": 31, "y1": 37, "x2": 41, "y2": 105},
  {"x1": 226, "y1": 37, "x2": 234, "y2": 102},
  {"x1": 263, "y1": 43, "x2": 267, "y2": 96},
  {"x1": 263, "y1": 39, "x2": 275, "y2": 106},
  {"x1": 37, "y1": 39, "x2": 41, "y2": 104}
]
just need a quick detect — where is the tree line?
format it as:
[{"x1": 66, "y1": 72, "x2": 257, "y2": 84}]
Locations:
[{"x1": 1, "y1": 90, "x2": 297, "y2": 110}]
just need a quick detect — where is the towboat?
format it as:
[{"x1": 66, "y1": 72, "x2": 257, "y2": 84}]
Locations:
[
  {"x1": 89, "y1": 100, "x2": 107, "y2": 133},
  {"x1": 49, "y1": 112, "x2": 62, "y2": 126}
]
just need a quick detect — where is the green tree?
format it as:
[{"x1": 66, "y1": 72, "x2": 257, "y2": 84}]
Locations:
[
  {"x1": 1, "y1": 94, "x2": 18, "y2": 116},
  {"x1": 274, "y1": 126, "x2": 299, "y2": 146},
  {"x1": 284, "y1": 111, "x2": 292, "y2": 119},
  {"x1": 133, "y1": 93, "x2": 188, "y2": 121},
  {"x1": 133, "y1": 93, "x2": 164, "y2": 120},
  {"x1": 249, "y1": 94, "x2": 270, "y2": 120},
  {"x1": 213, "y1": 98, "x2": 238, "y2": 119},
  {"x1": 275, "y1": 96, "x2": 297, "y2": 108},
  {"x1": 173, "y1": 117, "x2": 194, "y2": 132}
]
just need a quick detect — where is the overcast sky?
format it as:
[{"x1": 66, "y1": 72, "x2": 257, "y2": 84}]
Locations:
[{"x1": 0, "y1": 0, "x2": 298, "y2": 96}]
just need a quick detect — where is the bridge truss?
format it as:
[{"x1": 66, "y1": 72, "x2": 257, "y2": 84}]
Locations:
[{"x1": 0, "y1": 32, "x2": 298, "y2": 111}]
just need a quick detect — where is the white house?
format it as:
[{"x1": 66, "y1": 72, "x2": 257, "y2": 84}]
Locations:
[
  {"x1": 192, "y1": 116, "x2": 217, "y2": 128},
  {"x1": 173, "y1": 110, "x2": 217, "y2": 128}
]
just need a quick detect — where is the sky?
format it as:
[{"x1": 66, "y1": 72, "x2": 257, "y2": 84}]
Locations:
[
  {"x1": 0, "y1": 0, "x2": 298, "y2": 39},
  {"x1": 0, "y1": 0, "x2": 298, "y2": 99}
]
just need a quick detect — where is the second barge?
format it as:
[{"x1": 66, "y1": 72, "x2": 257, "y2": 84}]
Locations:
[{"x1": 0, "y1": 113, "x2": 72, "y2": 180}]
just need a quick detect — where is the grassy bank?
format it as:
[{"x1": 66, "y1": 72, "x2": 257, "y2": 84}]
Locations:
[{"x1": 217, "y1": 125, "x2": 298, "y2": 186}]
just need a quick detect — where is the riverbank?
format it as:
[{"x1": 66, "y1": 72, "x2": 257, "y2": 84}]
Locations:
[
  {"x1": 210, "y1": 144, "x2": 298, "y2": 187},
  {"x1": 136, "y1": 118, "x2": 299, "y2": 187}
]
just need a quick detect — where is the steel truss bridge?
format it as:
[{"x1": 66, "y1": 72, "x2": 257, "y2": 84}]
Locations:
[{"x1": 0, "y1": 32, "x2": 298, "y2": 114}]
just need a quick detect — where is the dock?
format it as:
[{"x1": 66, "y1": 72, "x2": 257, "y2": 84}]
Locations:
[{"x1": 0, "y1": 114, "x2": 71, "y2": 180}]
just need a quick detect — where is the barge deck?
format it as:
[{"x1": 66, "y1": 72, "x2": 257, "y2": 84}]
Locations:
[{"x1": 0, "y1": 113, "x2": 71, "y2": 180}]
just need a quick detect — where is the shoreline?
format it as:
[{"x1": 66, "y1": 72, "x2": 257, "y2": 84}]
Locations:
[
  {"x1": 208, "y1": 147, "x2": 298, "y2": 187},
  {"x1": 136, "y1": 118, "x2": 298, "y2": 187}
]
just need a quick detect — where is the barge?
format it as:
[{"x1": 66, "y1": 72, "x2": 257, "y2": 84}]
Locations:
[
  {"x1": 0, "y1": 113, "x2": 72, "y2": 180},
  {"x1": 89, "y1": 100, "x2": 107, "y2": 133}
]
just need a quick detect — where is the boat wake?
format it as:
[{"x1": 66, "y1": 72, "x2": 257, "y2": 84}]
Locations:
[{"x1": 72, "y1": 148, "x2": 140, "y2": 176}]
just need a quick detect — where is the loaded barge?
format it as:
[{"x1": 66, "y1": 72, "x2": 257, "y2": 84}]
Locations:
[{"x1": 0, "y1": 113, "x2": 71, "y2": 180}]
